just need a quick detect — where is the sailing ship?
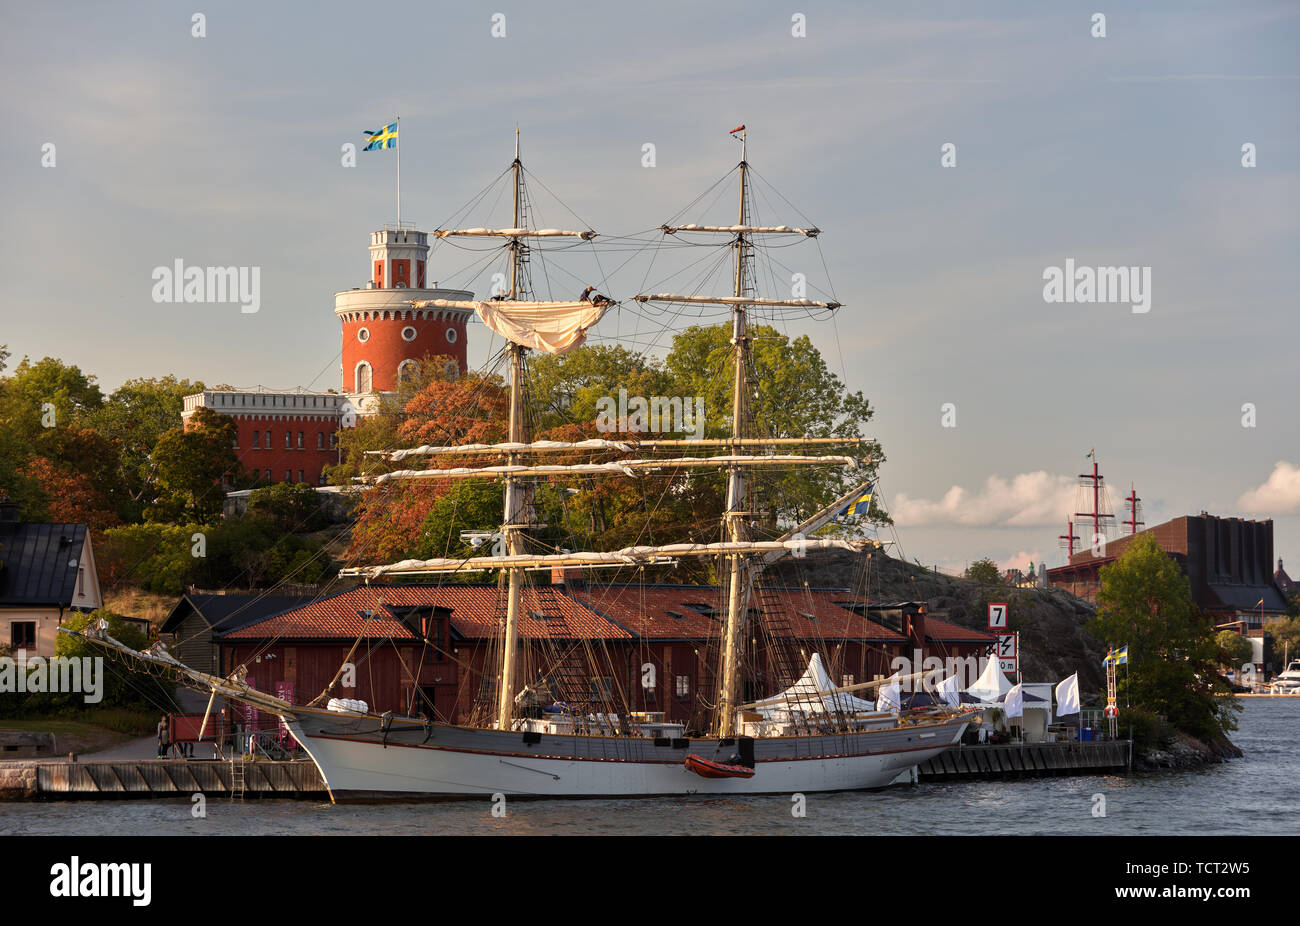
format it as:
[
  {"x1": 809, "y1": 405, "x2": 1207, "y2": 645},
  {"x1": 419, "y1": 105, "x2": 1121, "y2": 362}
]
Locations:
[{"x1": 69, "y1": 129, "x2": 975, "y2": 799}]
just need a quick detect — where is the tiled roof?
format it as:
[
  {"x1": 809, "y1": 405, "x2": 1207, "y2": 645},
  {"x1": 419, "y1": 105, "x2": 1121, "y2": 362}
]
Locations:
[
  {"x1": 922, "y1": 615, "x2": 996, "y2": 643},
  {"x1": 161, "y1": 593, "x2": 319, "y2": 635},
  {"x1": 0, "y1": 522, "x2": 88, "y2": 607},
  {"x1": 222, "y1": 584, "x2": 630, "y2": 641}
]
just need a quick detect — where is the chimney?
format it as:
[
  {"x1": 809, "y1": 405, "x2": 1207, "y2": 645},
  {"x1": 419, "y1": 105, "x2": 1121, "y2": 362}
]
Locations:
[
  {"x1": 905, "y1": 604, "x2": 928, "y2": 647},
  {"x1": 551, "y1": 566, "x2": 585, "y2": 591}
]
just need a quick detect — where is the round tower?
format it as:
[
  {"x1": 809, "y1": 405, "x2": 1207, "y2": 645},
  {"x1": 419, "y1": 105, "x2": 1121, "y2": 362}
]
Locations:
[{"x1": 335, "y1": 226, "x2": 473, "y2": 412}]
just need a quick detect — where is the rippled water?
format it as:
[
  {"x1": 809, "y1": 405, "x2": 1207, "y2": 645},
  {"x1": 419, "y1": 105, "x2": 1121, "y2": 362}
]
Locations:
[{"x1": 3, "y1": 699, "x2": 1295, "y2": 835}]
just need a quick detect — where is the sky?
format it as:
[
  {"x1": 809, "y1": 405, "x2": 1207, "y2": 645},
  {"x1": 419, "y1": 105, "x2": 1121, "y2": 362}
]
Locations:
[{"x1": 1, "y1": 0, "x2": 1296, "y2": 575}]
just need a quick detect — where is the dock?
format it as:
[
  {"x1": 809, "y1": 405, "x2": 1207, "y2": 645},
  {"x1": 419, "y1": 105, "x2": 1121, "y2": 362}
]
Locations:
[
  {"x1": 917, "y1": 741, "x2": 1131, "y2": 780},
  {"x1": 0, "y1": 759, "x2": 327, "y2": 800}
]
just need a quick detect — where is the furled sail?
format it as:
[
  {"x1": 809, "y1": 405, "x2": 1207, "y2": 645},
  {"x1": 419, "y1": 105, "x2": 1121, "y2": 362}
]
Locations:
[
  {"x1": 412, "y1": 298, "x2": 610, "y2": 354},
  {"x1": 340, "y1": 538, "x2": 872, "y2": 579},
  {"x1": 364, "y1": 454, "x2": 860, "y2": 484},
  {"x1": 662, "y1": 224, "x2": 819, "y2": 236},
  {"x1": 373, "y1": 439, "x2": 635, "y2": 461},
  {"x1": 635, "y1": 294, "x2": 840, "y2": 309},
  {"x1": 434, "y1": 227, "x2": 597, "y2": 240}
]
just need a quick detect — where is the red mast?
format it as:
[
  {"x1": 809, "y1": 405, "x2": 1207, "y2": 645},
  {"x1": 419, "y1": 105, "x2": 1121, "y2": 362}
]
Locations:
[
  {"x1": 1058, "y1": 519, "x2": 1080, "y2": 558},
  {"x1": 1074, "y1": 452, "x2": 1115, "y2": 546},
  {"x1": 1123, "y1": 484, "x2": 1144, "y2": 535}
]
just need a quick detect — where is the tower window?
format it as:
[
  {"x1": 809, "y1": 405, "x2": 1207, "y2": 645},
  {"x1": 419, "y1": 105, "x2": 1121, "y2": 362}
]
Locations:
[
  {"x1": 355, "y1": 362, "x2": 372, "y2": 393},
  {"x1": 398, "y1": 360, "x2": 418, "y2": 383},
  {"x1": 357, "y1": 327, "x2": 370, "y2": 342},
  {"x1": 445, "y1": 327, "x2": 458, "y2": 344},
  {"x1": 401, "y1": 326, "x2": 417, "y2": 342}
]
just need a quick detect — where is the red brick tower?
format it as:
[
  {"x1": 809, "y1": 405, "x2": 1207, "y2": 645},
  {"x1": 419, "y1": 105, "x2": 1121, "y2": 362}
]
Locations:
[{"x1": 335, "y1": 227, "x2": 474, "y2": 409}]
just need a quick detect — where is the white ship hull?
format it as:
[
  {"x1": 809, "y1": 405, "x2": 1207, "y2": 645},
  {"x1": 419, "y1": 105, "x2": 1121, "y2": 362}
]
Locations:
[{"x1": 284, "y1": 708, "x2": 970, "y2": 800}]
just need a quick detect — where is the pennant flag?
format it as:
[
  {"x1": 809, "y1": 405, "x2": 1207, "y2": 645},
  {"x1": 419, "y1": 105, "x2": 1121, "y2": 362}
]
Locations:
[
  {"x1": 1003, "y1": 683, "x2": 1024, "y2": 719},
  {"x1": 363, "y1": 121, "x2": 398, "y2": 151},
  {"x1": 875, "y1": 674, "x2": 901, "y2": 714},
  {"x1": 1055, "y1": 672, "x2": 1081, "y2": 718},
  {"x1": 729, "y1": 124, "x2": 745, "y2": 135},
  {"x1": 937, "y1": 673, "x2": 961, "y2": 708},
  {"x1": 1086, "y1": 448, "x2": 1095, "y2": 459},
  {"x1": 1255, "y1": 598, "x2": 1264, "y2": 607}
]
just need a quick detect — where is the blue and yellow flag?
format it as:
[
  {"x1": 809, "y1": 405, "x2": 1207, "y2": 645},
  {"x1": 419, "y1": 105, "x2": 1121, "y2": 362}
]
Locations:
[
  {"x1": 1104, "y1": 644, "x2": 1129, "y2": 666},
  {"x1": 363, "y1": 122, "x2": 398, "y2": 151},
  {"x1": 842, "y1": 484, "x2": 874, "y2": 518}
]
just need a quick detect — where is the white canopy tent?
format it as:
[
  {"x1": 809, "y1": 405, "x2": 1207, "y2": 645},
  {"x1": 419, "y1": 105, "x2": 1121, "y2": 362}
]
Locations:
[
  {"x1": 964, "y1": 656, "x2": 1013, "y2": 704},
  {"x1": 750, "y1": 653, "x2": 879, "y2": 720}
]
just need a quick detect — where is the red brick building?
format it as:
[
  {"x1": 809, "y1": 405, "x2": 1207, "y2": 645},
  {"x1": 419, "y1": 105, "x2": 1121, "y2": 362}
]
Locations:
[
  {"x1": 182, "y1": 225, "x2": 475, "y2": 485},
  {"x1": 214, "y1": 581, "x2": 995, "y2": 728}
]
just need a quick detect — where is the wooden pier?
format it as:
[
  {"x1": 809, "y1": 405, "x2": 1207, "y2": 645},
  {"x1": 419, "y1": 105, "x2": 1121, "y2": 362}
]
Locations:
[
  {"x1": 0, "y1": 759, "x2": 326, "y2": 800},
  {"x1": 917, "y1": 740, "x2": 1131, "y2": 780}
]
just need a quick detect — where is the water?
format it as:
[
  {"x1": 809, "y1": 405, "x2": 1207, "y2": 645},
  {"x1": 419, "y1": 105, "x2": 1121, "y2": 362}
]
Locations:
[{"x1": 3, "y1": 699, "x2": 1295, "y2": 835}]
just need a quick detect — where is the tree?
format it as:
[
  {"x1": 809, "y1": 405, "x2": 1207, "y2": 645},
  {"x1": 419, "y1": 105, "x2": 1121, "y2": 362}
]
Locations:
[
  {"x1": 662, "y1": 324, "x2": 886, "y2": 529},
  {"x1": 1090, "y1": 534, "x2": 1238, "y2": 742},
  {"x1": 1214, "y1": 630, "x2": 1253, "y2": 670},
  {"x1": 1264, "y1": 616, "x2": 1300, "y2": 664},
  {"x1": 150, "y1": 407, "x2": 239, "y2": 522},
  {"x1": 91, "y1": 375, "x2": 204, "y2": 511},
  {"x1": 965, "y1": 558, "x2": 1002, "y2": 585}
]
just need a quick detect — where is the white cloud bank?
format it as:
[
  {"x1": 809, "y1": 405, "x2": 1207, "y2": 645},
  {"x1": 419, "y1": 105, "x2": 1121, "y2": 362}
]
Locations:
[
  {"x1": 1237, "y1": 461, "x2": 1300, "y2": 514},
  {"x1": 891, "y1": 472, "x2": 1075, "y2": 528}
]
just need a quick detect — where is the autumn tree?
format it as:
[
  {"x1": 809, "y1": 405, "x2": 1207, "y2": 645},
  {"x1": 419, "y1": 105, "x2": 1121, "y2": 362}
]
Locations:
[{"x1": 965, "y1": 558, "x2": 1002, "y2": 586}]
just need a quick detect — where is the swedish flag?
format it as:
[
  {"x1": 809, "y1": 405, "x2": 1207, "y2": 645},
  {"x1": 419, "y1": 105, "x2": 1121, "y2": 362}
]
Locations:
[
  {"x1": 1104, "y1": 644, "x2": 1129, "y2": 666},
  {"x1": 363, "y1": 122, "x2": 398, "y2": 151},
  {"x1": 843, "y1": 485, "x2": 873, "y2": 518}
]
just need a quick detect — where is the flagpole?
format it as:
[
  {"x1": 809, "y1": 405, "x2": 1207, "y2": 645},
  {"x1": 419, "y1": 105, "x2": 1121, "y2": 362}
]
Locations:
[{"x1": 396, "y1": 116, "x2": 401, "y2": 228}]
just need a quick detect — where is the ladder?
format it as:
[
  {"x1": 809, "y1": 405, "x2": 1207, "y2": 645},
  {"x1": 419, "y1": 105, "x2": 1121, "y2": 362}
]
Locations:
[{"x1": 229, "y1": 758, "x2": 246, "y2": 801}]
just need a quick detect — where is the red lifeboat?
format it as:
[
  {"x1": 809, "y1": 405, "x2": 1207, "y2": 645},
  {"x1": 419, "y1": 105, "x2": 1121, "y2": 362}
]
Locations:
[{"x1": 684, "y1": 754, "x2": 755, "y2": 779}]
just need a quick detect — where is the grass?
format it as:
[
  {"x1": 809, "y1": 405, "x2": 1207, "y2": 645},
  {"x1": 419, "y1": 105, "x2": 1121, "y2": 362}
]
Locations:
[{"x1": 0, "y1": 710, "x2": 159, "y2": 756}]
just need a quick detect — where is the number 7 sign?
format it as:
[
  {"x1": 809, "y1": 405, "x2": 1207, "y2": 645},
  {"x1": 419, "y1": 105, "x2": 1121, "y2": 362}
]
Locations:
[{"x1": 988, "y1": 602, "x2": 1008, "y2": 630}]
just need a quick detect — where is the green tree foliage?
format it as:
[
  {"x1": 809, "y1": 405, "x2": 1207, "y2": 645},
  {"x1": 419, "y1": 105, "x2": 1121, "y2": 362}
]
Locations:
[
  {"x1": 149, "y1": 407, "x2": 239, "y2": 522},
  {"x1": 1214, "y1": 630, "x2": 1253, "y2": 669},
  {"x1": 965, "y1": 558, "x2": 1002, "y2": 585},
  {"x1": 91, "y1": 375, "x2": 204, "y2": 513},
  {"x1": 1264, "y1": 616, "x2": 1300, "y2": 662},
  {"x1": 1090, "y1": 534, "x2": 1239, "y2": 742},
  {"x1": 247, "y1": 482, "x2": 326, "y2": 533}
]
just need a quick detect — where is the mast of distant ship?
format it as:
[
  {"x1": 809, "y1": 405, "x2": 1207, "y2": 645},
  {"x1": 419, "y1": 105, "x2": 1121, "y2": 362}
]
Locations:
[
  {"x1": 718, "y1": 127, "x2": 751, "y2": 737},
  {"x1": 498, "y1": 128, "x2": 528, "y2": 731}
]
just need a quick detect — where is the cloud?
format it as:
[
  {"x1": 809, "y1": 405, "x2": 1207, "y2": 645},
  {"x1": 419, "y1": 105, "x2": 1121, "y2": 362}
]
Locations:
[
  {"x1": 1237, "y1": 462, "x2": 1300, "y2": 514},
  {"x1": 891, "y1": 472, "x2": 1075, "y2": 528},
  {"x1": 999, "y1": 550, "x2": 1046, "y2": 572}
]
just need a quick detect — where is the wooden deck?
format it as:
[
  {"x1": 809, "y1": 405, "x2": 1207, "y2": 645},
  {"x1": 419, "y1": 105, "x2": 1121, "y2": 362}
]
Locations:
[
  {"x1": 917, "y1": 740, "x2": 1131, "y2": 780},
  {"x1": 0, "y1": 759, "x2": 326, "y2": 799}
]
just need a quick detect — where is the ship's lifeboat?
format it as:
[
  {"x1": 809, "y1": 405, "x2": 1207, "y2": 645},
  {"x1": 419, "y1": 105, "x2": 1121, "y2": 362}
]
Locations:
[{"x1": 684, "y1": 754, "x2": 755, "y2": 779}]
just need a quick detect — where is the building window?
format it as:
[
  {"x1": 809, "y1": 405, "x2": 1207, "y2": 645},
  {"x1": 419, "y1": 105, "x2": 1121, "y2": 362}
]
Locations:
[
  {"x1": 232, "y1": 434, "x2": 238, "y2": 449},
  {"x1": 317, "y1": 432, "x2": 324, "y2": 449},
  {"x1": 265, "y1": 430, "x2": 271, "y2": 449},
  {"x1": 357, "y1": 327, "x2": 370, "y2": 343},
  {"x1": 10, "y1": 622, "x2": 36, "y2": 651},
  {"x1": 675, "y1": 675, "x2": 690, "y2": 699},
  {"x1": 355, "y1": 362, "x2": 372, "y2": 393},
  {"x1": 297, "y1": 431, "x2": 304, "y2": 449},
  {"x1": 284, "y1": 470, "x2": 291, "y2": 483},
  {"x1": 252, "y1": 431, "x2": 259, "y2": 449},
  {"x1": 397, "y1": 360, "x2": 417, "y2": 384},
  {"x1": 318, "y1": 469, "x2": 327, "y2": 486},
  {"x1": 445, "y1": 327, "x2": 458, "y2": 344},
  {"x1": 401, "y1": 326, "x2": 417, "y2": 342},
  {"x1": 285, "y1": 431, "x2": 291, "y2": 450},
  {"x1": 297, "y1": 469, "x2": 304, "y2": 484}
]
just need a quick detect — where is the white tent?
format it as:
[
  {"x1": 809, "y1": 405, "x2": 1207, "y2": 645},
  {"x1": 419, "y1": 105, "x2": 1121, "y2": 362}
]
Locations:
[
  {"x1": 751, "y1": 653, "x2": 878, "y2": 719},
  {"x1": 964, "y1": 656, "x2": 1013, "y2": 704}
]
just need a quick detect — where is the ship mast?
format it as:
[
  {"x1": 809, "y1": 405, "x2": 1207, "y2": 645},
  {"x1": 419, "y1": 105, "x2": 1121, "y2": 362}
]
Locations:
[
  {"x1": 498, "y1": 129, "x2": 528, "y2": 730},
  {"x1": 718, "y1": 129, "x2": 751, "y2": 737}
]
